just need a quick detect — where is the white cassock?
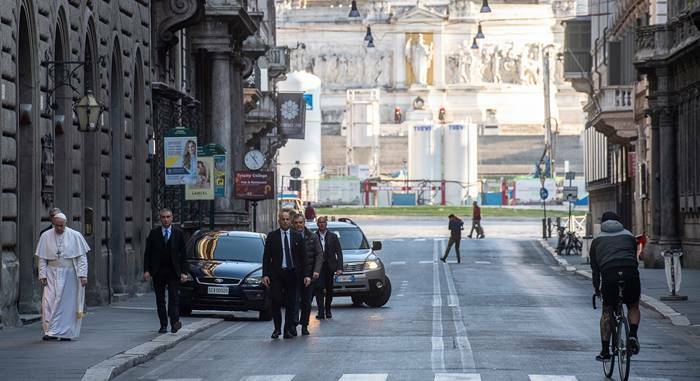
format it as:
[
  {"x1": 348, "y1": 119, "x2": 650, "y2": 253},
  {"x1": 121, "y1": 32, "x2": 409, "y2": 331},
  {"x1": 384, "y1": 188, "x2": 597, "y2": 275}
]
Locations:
[{"x1": 35, "y1": 227, "x2": 90, "y2": 339}]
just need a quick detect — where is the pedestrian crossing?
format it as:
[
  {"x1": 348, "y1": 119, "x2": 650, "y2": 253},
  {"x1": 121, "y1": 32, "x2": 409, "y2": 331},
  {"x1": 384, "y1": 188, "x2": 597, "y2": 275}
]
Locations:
[{"x1": 158, "y1": 374, "x2": 672, "y2": 381}]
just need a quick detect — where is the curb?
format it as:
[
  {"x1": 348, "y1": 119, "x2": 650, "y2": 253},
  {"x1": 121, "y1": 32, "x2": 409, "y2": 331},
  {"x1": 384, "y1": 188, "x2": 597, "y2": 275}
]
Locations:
[
  {"x1": 537, "y1": 239, "x2": 690, "y2": 327},
  {"x1": 81, "y1": 318, "x2": 223, "y2": 381}
]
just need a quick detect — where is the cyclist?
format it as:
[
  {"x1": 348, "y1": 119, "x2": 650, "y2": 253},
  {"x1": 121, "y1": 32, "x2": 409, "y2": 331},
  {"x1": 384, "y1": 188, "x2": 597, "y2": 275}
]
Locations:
[{"x1": 590, "y1": 211, "x2": 641, "y2": 361}]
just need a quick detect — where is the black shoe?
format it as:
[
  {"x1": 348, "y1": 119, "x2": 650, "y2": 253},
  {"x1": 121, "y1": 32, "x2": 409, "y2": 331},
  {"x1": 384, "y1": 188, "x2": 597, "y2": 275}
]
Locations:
[
  {"x1": 283, "y1": 331, "x2": 293, "y2": 339},
  {"x1": 468, "y1": 235, "x2": 473, "y2": 239},
  {"x1": 271, "y1": 329, "x2": 281, "y2": 339},
  {"x1": 42, "y1": 335, "x2": 58, "y2": 341},
  {"x1": 628, "y1": 336, "x2": 640, "y2": 355},
  {"x1": 440, "y1": 257, "x2": 446, "y2": 263},
  {"x1": 595, "y1": 352, "x2": 611, "y2": 361},
  {"x1": 59, "y1": 338, "x2": 71, "y2": 341},
  {"x1": 316, "y1": 313, "x2": 325, "y2": 319},
  {"x1": 158, "y1": 326, "x2": 167, "y2": 334},
  {"x1": 325, "y1": 311, "x2": 332, "y2": 319},
  {"x1": 301, "y1": 325, "x2": 310, "y2": 335},
  {"x1": 457, "y1": 258, "x2": 461, "y2": 264},
  {"x1": 290, "y1": 326, "x2": 298, "y2": 337},
  {"x1": 171, "y1": 321, "x2": 182, "y2": 334}
]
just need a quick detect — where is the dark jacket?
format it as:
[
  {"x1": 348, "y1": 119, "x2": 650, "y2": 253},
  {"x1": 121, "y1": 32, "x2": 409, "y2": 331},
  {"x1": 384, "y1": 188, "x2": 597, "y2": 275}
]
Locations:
[
  {"x1": 317, "y1": 230, "x2": 343, "y2": 272},
  {"x1": 590, "y1": 220, "x2": 638, "y2": 289},
  {"x1": 299, "y1": 227, "x2": 324, "y2": 275},
  {"x1": 448, "y1": 218, "x2": 464, "y2": 238},
  {"x1": 144, "y1": 226, "x2": 188, "y2": 277},
  {"x1": 262, "y1": 228, "x2": 309, "y2": 279}
]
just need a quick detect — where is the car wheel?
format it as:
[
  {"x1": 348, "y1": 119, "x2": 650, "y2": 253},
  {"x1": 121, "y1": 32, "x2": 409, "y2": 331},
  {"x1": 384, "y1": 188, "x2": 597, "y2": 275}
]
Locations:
[
  {"x1": 258, "y1": 309, "x2": 272, "y2": 321},
  {"x1": 179, "y1": 304, "x2": 193, "y2": 317},
  {"x1": 351, "y1": 296, "x2": 365, "y2": 306},
  {"x1": 364, "y1": 276, "x2": 392, "y2": 308}
]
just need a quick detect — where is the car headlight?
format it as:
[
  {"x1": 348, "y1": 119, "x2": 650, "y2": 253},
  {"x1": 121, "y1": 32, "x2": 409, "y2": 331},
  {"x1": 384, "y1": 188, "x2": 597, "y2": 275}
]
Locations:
[
  {"x1": 365, "y1": 259, "x2": 381, "y2": 270},
  {"x1": 244, "y1": 276, "x2": 262, "y2": 286}
]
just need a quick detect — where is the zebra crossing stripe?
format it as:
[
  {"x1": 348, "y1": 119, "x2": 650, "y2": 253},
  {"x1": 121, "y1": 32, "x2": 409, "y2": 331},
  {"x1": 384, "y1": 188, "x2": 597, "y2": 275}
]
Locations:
[
  {"x1": 238, "y1": 376, "x2": 295, "y2": 381},
  {"x1": 337, "y1": 374, "x2": 388, "y2": 381},
  {"x1": 629, "y1": 378, "x2": 672, "y2": 381},
  {"x1": 390, "y1": 261, "x2": 406, "y2": 265},
  {"x1": 434, "y1": 374, "x2": 482, "y2": 381},
  {"x1": 529, "y1": 376, "x2": 578, "y2": 381}
]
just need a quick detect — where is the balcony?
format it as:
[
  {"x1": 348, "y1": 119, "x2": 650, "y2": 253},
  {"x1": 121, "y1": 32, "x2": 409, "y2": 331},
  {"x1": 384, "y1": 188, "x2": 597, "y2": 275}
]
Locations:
[
  {"x1": 635, "y1": 8, "x2": 700, "y2": 67},
  {"x1": 245, "y1": 92, "x2": 276, "y2": 145},
  {"x1": 563, "y1": 18, "x2": 592, "y2": 93},
  {"x1": 584, "y1": 85, "x2": 637, "y2": 143}
]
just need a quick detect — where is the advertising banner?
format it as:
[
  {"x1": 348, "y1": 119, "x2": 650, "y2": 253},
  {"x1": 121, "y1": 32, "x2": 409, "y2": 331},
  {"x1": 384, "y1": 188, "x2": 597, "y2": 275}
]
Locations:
[
  {"x1": 185, "y1": 155, "x2": 214, "y2": 200},
  {"x1": 164, "y1": 127, "x2": 197, "y2": 185},
  {"x1": 234, "y1": 171, "x2": 275, "y2": 200},
  {"x1": 214, "y1": 154, "x2": 226, "y2": 198},
  {"x1": 277, "y1": 92, "x2": 306, "y2": 139}
]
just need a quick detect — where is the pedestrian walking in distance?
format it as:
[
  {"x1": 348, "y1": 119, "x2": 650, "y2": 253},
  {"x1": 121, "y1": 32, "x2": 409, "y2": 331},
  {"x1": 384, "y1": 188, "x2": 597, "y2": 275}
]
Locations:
[
  {"x1": 262, "y1": 211, "x2": 308, "y2": 339},
  {"x1": 315, "y1": 216, "x2": 343, "y2": 319},
  {"x1": 292, "y1": 214, "x2": 323, "y2": 336},
  {"x1": 468, "y1": 201, "x2": 485, "y2": 239},
  {"x1": 304, "y1": 202, "x2": 317, "y2": 222},
  {"x1": 143, "y1": 208, "x2": 188, "y2": 334},
  {"x1": 441, "y1": 214, "x2": 463, "y2": 263},
  {"x1": 35, "y1": 212, "x2": 90, "y2": 341}
]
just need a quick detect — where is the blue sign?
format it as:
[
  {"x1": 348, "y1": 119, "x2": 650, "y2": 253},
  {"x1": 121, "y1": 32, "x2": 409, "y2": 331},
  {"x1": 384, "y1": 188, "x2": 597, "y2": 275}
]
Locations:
[
  {"x1": 540, "y1": 187, "x2": 549, "y2": 200},
  {"x1": 303, "y1": 93, "x2": 313, "y2": 110}
]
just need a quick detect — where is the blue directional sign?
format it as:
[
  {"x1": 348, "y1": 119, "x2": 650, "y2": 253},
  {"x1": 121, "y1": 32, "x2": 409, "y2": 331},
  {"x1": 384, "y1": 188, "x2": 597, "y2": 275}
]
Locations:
[{"x1": 540, "y1": 187, "x2": 549, "y2": 200}]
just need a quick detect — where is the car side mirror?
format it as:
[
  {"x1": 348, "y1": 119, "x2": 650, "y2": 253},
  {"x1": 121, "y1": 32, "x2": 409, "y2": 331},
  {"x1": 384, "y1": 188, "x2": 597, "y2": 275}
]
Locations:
[{"x1": 372, "y1": 241, "x2": 382, "y2": 251}]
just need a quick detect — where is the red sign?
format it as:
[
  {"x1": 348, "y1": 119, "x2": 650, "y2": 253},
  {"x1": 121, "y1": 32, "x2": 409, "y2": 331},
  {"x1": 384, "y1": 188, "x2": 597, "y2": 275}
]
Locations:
[{"x1": 234, "y1": 171, "x2": 275, "y2": 200}]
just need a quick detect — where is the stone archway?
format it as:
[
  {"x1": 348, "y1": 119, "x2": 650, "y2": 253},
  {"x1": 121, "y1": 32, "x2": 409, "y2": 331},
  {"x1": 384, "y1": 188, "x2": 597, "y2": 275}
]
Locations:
[
  {"x1": 109, "y1": 41, "x2": 126, "y2": 293},
  {"x1": 17, "y1": 5, "x2": 39, "y2": 313}
]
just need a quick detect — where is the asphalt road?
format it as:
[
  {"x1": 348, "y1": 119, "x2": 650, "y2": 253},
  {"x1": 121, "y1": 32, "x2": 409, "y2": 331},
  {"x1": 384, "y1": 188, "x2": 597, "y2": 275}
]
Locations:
[{"x1": 116, "y1": 217, "x2": 700, "y2": 381}]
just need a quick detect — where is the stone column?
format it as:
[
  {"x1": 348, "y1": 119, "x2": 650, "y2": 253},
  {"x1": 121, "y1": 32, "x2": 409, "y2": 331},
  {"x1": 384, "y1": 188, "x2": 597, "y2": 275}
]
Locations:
[
  {"x1": 393, "y1": 33, "x2": 406, "y2": 89},
  {"x1": 210, "y1": 52, "x2": 234, "y2": 210},
  {"x1": 650, "y1": 111, "x2": 661, "y2": 244},
  {"x1": 230, "y1": 53, "x2": 246, "y2": 212},
  {"x1": 655, "y1": 67, "x2": 680, "y2": 247}
]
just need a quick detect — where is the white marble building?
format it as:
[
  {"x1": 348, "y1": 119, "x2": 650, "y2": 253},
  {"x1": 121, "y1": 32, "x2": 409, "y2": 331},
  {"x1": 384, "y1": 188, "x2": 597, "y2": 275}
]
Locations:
[{"x1": 277, "y1": 0, "x2": 587, "y2": 148}]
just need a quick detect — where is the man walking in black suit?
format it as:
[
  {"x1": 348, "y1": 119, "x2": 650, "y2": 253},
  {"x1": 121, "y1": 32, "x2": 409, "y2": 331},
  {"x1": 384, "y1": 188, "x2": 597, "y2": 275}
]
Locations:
[
  {"x1": 315, "y1": 216, "x2": 343, "y2": 319},
  {"x1": 292, "y1": 214, "x2": 323, "y2": 335},
  {"x1": 262, "y1": 211, "x2": 309, "y2": 339},
  {"x1": 143, "y1": 208, "x2": 188, "y2": 334}
]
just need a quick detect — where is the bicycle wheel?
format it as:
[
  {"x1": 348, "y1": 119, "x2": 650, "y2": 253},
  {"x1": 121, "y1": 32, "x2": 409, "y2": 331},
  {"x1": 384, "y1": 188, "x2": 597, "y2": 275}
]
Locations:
[
  {"x1": 617, "y1": 317, "x2": 631, "y2": 381},
  {"x1": 603, "y1": 321, "x2": 616, "y2": 378}
]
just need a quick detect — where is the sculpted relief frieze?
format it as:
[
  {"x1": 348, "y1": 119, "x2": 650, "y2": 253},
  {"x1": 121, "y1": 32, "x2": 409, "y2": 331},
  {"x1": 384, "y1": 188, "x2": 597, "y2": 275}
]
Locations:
[
  {"x1": 446, "y1": 42, "x2": 548, "y2": 86},
  {"x1": 291, "y1": 46, "x2": 393, "y2": 87}
]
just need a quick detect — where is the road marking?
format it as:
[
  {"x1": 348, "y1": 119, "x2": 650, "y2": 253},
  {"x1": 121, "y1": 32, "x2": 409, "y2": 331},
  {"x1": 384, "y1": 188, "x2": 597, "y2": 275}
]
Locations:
[
  {"x1": 157, "y1": 379, "x2": 203, "y2": 381},
  {"x1": 434, "y1": 374, "x2": 482, "y2": 381},
  {"x1": 439, "y1": 239, "x2": 476, "y2": 372},
  {"x1": 112, "y1": 306, "x2": 156, "y2": 311},
  {"x1": 475, "y1": 261, "x2": 491, "y2": 264},
  {"x1": 338, "y1": 374, "x2": 388, "y2": 381},
  {"x1": 144, "y1": 323, "x2": 247, "y2": 379},
  {"x1": 392, "y1": 239, "x2": 404, "y2": 241},
  {"x1": 432, "y1": 238, "x2": 446, "y2": 373},
  {"x1": 421, "y1": 260, "x2": 436, "y2": 264},
  {"x1": 239, "y1": 377, "x2": 295, "y2": 381},
  {"x1": 529, "y1": 376, "x2": 578, "y2": 381},
  {"x1": 415, "y1": 238, "x2": 427, "y2": 241},
  {"x1": 628, "y1": 378, "x2": 672, "y2": 381},
  {"x1": 390, "y1": 261, "x2": 406, "y2": 265}
]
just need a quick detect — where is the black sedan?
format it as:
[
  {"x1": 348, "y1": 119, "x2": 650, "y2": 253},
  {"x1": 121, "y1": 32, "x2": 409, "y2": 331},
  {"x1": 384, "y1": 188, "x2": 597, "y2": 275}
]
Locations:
[{"x1": 179, "y1": 231, "x2": 270, "y2": 320}]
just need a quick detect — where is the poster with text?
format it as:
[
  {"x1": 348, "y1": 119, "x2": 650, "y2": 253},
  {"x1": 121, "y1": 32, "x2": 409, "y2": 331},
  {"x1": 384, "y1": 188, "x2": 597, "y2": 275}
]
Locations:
[
  {"x1": 277, "y1": 92, "x2": 306, "y2": 139},
  {"x1": 164, "y1": 127, "x2": 197, "y2": 185},
  {"x1": 185, "y1": 156, "x2": 214, "y2": 200},
  {"x1": 214, "y1": 154, "x2": 226, "y2": 198}
]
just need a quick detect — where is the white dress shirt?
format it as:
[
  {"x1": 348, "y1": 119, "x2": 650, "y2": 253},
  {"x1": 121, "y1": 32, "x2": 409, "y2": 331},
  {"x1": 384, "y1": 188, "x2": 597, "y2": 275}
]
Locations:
[{"x1": 280, "y1": 229, "x2": 292, "y2": 268}]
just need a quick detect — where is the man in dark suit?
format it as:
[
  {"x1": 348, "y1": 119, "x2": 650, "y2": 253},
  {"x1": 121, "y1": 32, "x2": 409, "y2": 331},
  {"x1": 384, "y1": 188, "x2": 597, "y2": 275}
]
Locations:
[
  {"x1": 314, "y1": 216, "x2": 343, "y2": 319},
  {"x1": 292, "y1": 213, "x2": 323, "y2": 336},
  {"x1": 143, "y1": 208, "x2": 188, "y2": 334},
  {"x1": 262, "y1": 211, "x2": 309, "y2": 339}
]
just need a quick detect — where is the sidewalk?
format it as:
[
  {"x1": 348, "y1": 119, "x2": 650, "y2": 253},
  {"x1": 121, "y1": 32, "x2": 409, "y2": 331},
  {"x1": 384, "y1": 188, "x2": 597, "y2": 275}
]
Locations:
[
  {"x1": 0, "y1": 293, "x2": 221, "y2": 381},
  {"x1": 541, "y1": 237, "x2": 700, "y2": 326}
]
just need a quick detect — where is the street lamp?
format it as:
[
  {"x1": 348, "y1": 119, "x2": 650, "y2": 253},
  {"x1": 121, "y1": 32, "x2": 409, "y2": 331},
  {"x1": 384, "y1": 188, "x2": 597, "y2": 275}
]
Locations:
[
  {"x1": 480, "y1": 0, "x2": 491, "y2": 13},
  {"x1": 471, "y1": 37, "x2": 479, "y2": 50},
  {"x1": 73, "y1": 90, "x2": 104, "y2": 132},
  {"x1": 476, "y1": 23, "x2": 485, "y2": 39}
]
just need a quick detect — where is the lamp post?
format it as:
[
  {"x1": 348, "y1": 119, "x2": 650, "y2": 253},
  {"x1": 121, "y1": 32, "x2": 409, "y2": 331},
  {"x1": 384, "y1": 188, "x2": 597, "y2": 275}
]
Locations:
[{"x1": 73, "y1": 90, "x2": 104, "y2": 132}]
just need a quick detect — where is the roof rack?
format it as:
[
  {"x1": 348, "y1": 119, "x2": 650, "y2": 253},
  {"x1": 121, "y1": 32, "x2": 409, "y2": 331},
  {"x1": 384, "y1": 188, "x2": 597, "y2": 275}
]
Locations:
[{"x1": 337, "y1": 217, "x2": 357, "y2": 226}]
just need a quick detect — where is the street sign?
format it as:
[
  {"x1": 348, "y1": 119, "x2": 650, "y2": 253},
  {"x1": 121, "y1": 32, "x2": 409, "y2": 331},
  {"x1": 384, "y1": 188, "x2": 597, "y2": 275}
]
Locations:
[
  {"x1": 234, "y1": 171, "x2": 275, "y2": 200},
  {"x1": 539, "y1": 187, "x2": 549, "y2": 200},
  {"x1": 565, "y1": 171, "x2": 576, "y2": 180},
  {"x1": 290, "y1": 167, "x2": 301, "y2": 179},
  {"x1": 563, "y1": 186, "x2": 578, "y2": 200}
]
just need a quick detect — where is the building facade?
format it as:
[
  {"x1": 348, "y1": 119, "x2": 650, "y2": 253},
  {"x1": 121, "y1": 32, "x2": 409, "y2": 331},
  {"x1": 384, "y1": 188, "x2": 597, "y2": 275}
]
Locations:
[
  {"x1": 1, "y1": 0, "x2": 288, "y2": 328},
  {"x1": 0, "y1": 0, "x2": 152, "y2": 327}
]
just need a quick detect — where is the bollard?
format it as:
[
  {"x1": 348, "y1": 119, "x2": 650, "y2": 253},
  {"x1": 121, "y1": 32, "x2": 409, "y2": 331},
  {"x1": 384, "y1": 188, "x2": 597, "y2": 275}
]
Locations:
[
  {"x1": 547, "y1": 217, "x2": 552, "y2": 238},
  {"x1": 542, "y1": 218, "x2": 547, "y2": 239},
  {"x1": 660, "y1": 249, "x2": 688, "y2": 301}
]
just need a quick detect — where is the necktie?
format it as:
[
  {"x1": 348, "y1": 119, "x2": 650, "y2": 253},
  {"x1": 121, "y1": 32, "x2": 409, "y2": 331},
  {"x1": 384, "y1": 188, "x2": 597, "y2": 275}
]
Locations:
[
  {"x1": 283, "y1": 231, "x2": 293, "y2": 269},
  {"x1": 164, "y1": 229, "x2": 170, "y2": 242}
]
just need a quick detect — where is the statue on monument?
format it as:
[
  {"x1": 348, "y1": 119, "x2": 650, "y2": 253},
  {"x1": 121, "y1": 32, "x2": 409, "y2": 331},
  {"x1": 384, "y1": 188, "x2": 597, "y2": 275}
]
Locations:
[{"x1": 405, "y1": 34, "x2": 434, "y2": 86}]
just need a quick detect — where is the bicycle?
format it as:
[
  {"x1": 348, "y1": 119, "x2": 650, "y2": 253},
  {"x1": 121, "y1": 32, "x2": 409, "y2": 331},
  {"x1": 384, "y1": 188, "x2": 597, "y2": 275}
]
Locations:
[
  {"x1": 556, "y1": 227, "x2": 582, "y2": 256},
  {"x1": 593, "y1": 272, "x2": 631, "y2": 381}
]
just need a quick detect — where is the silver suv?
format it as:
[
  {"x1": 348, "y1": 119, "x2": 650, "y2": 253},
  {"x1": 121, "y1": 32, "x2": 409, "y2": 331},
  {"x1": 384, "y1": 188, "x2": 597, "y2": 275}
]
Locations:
[{"x1": 307, "y1": 218, "x2": 391, "y2": 307}]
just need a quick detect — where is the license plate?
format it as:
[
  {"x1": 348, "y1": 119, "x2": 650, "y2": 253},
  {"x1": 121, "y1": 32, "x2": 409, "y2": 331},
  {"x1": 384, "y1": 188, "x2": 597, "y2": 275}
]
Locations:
[
  {"x1": 335, "y1": 275, "x2": 355, "y2": 283},
  {"x1": 207, "y1": 286, "x2": 229, "y2": 295}
]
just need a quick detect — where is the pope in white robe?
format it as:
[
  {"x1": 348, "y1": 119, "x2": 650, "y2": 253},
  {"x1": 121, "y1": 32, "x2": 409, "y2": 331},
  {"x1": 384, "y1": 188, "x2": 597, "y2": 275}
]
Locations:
[{"x1": 35, "y1": 212, "x2": 90, "y2": 340}]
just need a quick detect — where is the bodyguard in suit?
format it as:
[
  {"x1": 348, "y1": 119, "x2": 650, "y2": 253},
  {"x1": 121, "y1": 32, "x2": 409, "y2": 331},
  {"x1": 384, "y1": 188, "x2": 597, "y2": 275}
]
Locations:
[
  {"x1": 292, "y1": 214, "x2": 323, "y2": 336},
  {"x1": 262, "y1": 211, "x2": 309, "y2": 339},
  {"x1": 143, "y1": 208, "x2": 188, "y2": 334},
  {"x1": 315, "y1": 216, "x2": 343, "y2": 319}
]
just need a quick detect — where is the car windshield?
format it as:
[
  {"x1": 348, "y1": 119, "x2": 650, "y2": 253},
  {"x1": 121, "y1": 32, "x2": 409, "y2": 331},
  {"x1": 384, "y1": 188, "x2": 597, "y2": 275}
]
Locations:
[
  {"x1": 309, "y1": 227, "x2": 369, "y2": 250},
  {"x1": 192, "y1": 235, "x2": 264, "y2": 262}
]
